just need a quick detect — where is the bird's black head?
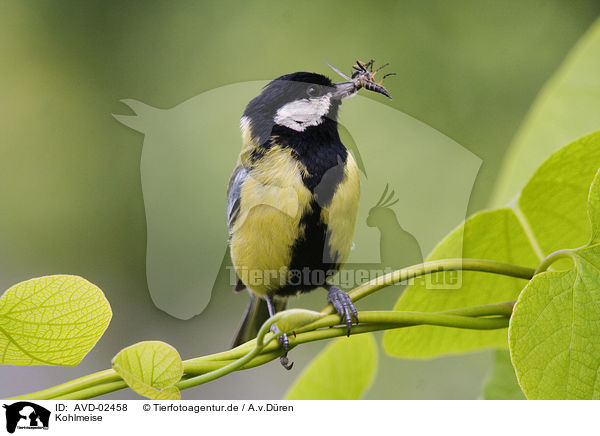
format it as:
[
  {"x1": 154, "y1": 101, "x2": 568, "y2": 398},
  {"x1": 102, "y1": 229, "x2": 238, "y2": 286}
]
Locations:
[{"x1": 242, "y1": 72, "x2": 357, "y2": 145}]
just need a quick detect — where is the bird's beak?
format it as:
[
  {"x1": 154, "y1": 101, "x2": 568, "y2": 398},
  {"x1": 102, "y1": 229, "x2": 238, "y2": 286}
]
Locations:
[{"x1": 331, "y1": 81, "x2": 358, "y2": 100}]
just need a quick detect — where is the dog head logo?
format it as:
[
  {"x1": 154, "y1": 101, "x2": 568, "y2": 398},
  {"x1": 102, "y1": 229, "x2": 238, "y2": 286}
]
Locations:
[{"x1": 3, "y1": 402, "x2": 50, "y2": 433}]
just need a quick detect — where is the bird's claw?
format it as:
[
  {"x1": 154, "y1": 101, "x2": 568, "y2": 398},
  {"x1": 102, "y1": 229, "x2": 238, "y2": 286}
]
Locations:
[
  {"x1": 327, "y1": 286, "x2": 359, "y2": 336},
  {"x1": 271, "y1": 324, "x2": 293, "y2": 370},
  {"x1": 279, "y1": 353, "x2": 293, "y2": 370}
]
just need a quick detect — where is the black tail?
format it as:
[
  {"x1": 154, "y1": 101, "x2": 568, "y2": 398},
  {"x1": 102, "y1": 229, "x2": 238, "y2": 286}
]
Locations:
[{"x1": 231, "y1": 290, "x2": 287, "y2": 348}]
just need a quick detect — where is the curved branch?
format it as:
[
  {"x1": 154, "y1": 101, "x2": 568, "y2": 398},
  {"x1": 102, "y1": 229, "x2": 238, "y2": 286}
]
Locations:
[
  {"x1": 11, "y1": 304, "x2": 513, "y2": 400},
  {"x1": 321, "y1": 258, "x2": 533, "y2": 315},
  {"x1": 6, "y1": 258, "x2": 532, "y2": 401}
]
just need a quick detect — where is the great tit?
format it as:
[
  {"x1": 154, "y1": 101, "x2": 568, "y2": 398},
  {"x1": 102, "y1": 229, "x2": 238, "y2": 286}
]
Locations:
[{"x1": 228, "y1": 63, "x2": 392, "y2": 368}]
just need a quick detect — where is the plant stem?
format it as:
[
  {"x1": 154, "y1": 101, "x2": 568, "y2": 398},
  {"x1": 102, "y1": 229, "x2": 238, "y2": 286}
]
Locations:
[
  {"x1": 55, "y1": 380, "x2": 128, "y2": 400},
  {"x1": 190, "y1": 258, "x2": 531, "y2": 360},
  {"x1": 321, "y1": 258, "x2": 534, "y2": 315},
  {"x1": 176, "y1": 309, "x2": 511, "y2": 393},
  {"x1": 177, "y1": 313, "x2": 282, "y2": 391},
  {"x1": 13, "y1": 305, "x2": 512, "y2": 400},
  {"x1": 45, "y1": 353, "x2": 285, "y2": 400},
  {"x1": 6, "y1": 369, "x2": 121, "y2": 400},
  {"x1": 534, "y1": 249, "x2": 574, "y2": 274},
  {"x1": 5, "y1": 258, "x2": 532, "y2": 401}
]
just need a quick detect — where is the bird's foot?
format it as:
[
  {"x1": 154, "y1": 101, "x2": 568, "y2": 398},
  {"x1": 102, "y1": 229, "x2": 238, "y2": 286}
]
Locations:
[
  {"x1": 270, "y1": 324, "x2": 293, "y2": 370},
  {"x1": 327, "y1": 286, "x2": 359, "y2": 336}
]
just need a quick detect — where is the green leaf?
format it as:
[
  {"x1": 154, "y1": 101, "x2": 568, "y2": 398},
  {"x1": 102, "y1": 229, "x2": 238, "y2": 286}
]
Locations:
[
  {"x1": 112, "y1": 341, "x2": 183, "y2": 400},
  {"x1": 284, "y1": 333, "x2": 377, "y2": 400},
  {"x1": 509, "y1": 169, "x2": 600, "y2": 399},
  {"x1": 485, "y1": 22, "x2": 600, "y2": 398},
  {"x1": 383, "y1": 131, "x2": 600, "y2": 358},
  {"x1": 492, "y1": 16, "x2": 600, "y2": 206},
  {"x1": 509, "y1": 247, "x2": 600, "y2": 399},
  {"x1": 0, "y1": 275, "x2": 112, "y2": 366},
  {"x1": 483, "y1": 350, "x2": 525, "y2": 400},
  {"x1": 383, "y1": 209, "x2": 538, "y2": 358},
  {"x1": 518, "y1": 134, "x2": 600, "y2": 255}
]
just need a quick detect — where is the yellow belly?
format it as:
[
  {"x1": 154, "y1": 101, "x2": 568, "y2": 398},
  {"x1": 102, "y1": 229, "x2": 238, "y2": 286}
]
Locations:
[
  {"x1": 230, "y1": 146, "x2": 312, "y2": 295},
  {"x1": 230, "y1": 147, "x2": 360, "y2": 296}
]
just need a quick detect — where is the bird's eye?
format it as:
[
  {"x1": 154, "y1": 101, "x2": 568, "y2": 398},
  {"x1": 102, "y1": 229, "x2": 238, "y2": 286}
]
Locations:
[{"x1": 306, "y1": 86, "x2": 321, "y2": 97}]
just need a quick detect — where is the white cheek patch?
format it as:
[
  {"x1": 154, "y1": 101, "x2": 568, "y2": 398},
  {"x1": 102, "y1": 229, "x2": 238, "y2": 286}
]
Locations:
[{"x1": 274, "y1": 94, "x2": 332, "y2": 131}]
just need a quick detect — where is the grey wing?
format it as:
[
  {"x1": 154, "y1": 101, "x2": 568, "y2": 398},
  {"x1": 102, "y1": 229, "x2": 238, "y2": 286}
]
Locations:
[{"x1": 227, "y1": 165, "x2": 250, "y2": 232}]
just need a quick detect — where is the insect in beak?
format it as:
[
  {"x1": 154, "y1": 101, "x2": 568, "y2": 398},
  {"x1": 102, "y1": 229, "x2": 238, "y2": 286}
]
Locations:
[{"x1": 324, "y1": 59, "x2": 395, "y2": 99}]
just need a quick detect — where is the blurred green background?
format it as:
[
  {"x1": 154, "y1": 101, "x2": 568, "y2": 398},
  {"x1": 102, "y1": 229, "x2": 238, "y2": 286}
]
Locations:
[{"x1": 2, "y1": 0, "x2": 600, "y2": 399}]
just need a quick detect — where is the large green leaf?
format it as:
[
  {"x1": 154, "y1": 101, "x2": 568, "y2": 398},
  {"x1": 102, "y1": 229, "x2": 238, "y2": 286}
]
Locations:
[
  {"x1": 0, "y1": 275, "x2": 111, "y2": 366},
  {"x1": 510, "y1": 246, "x2": 600, "y2": 399},
  {"x1": 492, "y1": 16, "x2": 600, "y2": 206},
  {"x1": 112, "y1": 341, "x2": 183, "y2": 400},
  {"x1": 284, "y1": 333, "x2": 377, "y2": 400},
  {"x1": 509, "y1": 170, "x2": 600, "y2": 399},
  {"x1": 518, "y1": 133, "x2": 600, "y2": 254},
  {"x1": 486, "y1": 22, "x2": 600, "y2": 399},
  {"x1": 483, "y1": 350, "x2": 525, "y2": 400},
  {"x1": 383, "y1": 131, "x2": 600, "y2": 358},
  {"x1": 383, "y1": 209, "x2": 538, "y2": 357}
]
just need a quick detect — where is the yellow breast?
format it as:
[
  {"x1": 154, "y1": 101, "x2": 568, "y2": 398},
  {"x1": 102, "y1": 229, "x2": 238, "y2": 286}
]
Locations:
[{"x1": 230, "y1": 146, "x2": 313, "y2": 295}]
